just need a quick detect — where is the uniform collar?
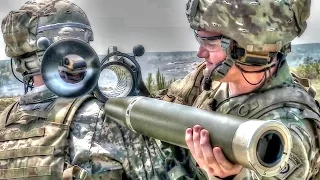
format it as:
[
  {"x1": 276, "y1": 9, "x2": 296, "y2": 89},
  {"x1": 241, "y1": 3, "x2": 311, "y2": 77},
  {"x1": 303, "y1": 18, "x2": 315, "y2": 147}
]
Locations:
[{"x1": 19, "y1": 85, "x2": 57, "y2": 105}]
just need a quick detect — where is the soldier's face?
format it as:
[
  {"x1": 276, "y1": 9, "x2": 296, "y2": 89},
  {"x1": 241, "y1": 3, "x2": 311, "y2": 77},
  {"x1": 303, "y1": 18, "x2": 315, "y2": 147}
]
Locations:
[
  {"x1": 195, "y1": 30, "x2": 273, "y2": 84},
  {"x1": 195, "y1": 31, "x2": 231, "y2": 77},
  {"x1": 195, "y1": 30, "x2": 241, "y2": 83},
  {"x1": 195, "y1": 30, "x2": 271, "y2": 84}
]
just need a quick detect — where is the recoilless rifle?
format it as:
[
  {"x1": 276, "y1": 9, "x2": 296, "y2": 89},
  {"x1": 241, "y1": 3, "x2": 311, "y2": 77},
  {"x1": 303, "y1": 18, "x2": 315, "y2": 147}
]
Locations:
[{"x1": 37, "y1": 37, "x2": 292, "y2": 177}]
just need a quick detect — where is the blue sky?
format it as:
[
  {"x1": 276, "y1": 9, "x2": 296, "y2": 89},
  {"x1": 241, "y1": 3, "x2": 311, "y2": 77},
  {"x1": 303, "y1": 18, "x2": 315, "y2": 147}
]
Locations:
[{"x1": 0, "y1": 0, "x2": 319, "y2": 60}]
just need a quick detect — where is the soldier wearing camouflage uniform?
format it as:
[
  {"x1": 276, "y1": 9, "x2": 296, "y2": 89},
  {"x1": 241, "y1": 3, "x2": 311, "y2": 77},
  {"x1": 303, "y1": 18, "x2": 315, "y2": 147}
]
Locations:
[
  {"x1": 0, "y1": 0, "x2": 191, "y2": 179},
  {"x1": 152, "y1": 0, "x2": 320, "y2": 179},
  {"x1": 2, "y1": 0, "x2": 320, "y2": 180}
]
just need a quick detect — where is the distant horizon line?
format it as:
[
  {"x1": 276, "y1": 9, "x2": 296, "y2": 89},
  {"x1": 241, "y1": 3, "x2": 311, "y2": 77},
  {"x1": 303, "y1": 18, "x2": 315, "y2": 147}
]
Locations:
[{"x1": 0, "y1": 42, "x2": 319, "y2": 61}]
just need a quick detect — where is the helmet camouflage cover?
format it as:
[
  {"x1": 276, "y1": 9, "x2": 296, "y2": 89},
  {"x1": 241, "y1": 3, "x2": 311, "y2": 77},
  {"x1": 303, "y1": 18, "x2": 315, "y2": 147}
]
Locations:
[
  {"x1": 1, "y1": 0, "x2": 93, "y2": 59},
  {"x1": 186, "y1": 0, "x2": 311, "y2": 53}
]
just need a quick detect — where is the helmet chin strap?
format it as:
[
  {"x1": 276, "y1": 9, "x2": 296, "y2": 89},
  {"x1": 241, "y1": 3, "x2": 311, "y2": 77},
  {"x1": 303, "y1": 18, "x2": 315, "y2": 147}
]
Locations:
[
  {"x1": 203, "y1": 37, "x2": 234, "y2": 90},
  {"x1": 203, "y1": 57, "x2": 234, "y2": 90}
]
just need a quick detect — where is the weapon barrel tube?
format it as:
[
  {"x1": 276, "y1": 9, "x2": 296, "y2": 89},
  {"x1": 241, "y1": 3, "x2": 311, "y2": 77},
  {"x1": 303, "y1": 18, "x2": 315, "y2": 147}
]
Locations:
[{"x1": 104, "y1": 96, "x2": 292, "y2": 177}]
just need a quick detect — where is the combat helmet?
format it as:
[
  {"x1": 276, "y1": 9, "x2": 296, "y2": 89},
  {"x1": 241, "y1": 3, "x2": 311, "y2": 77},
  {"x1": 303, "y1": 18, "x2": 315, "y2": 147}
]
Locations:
[
  {"x1": 1, "y1": 0, "x2": 94, "y2": 92},
  {"x1": 185, "y1": 0, "x2": 311, "y2": 88}
]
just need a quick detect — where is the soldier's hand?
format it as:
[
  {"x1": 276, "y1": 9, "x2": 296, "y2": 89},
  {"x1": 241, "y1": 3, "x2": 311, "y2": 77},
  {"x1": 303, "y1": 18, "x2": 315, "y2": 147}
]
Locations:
[{"x1": 185, "y1": 125, "x2": 243, "y2": 178}]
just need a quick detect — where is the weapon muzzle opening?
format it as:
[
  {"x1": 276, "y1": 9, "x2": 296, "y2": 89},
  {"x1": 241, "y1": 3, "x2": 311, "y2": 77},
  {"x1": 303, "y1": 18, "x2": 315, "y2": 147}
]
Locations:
[
  {"x1": 257, "y1": 130, "x2": 284, "y2": 168},
  {"x1": 98, "y1": 63, "x2": 134, "y2": 98}
]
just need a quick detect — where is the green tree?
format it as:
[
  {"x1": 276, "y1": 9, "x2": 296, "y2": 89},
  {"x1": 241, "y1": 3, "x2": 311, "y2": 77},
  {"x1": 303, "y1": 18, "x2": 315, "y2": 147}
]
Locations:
[
  {"x1": 156, "y1": 68, "x2": 166, "y2": 90},
  {"x1": 146, "y1": 73, "x2": 153, "y2": 92},
  {"x1": 144, "y1": 69, "x2": 176, "y2": 94},
  {"x1": 293, "y1": 58, "x2": 320, "y2": 79}
]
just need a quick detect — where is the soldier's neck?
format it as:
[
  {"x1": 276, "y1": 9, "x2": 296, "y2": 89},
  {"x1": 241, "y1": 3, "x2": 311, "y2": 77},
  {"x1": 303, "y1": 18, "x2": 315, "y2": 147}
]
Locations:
[
  {"x1": 33, "y1": 75, "x2": 45, "y2": 87},
  {"x1": 227, "y1": 55, "x2": 281, "y2": 96},
  {"x1": 228, "y1": 71, "x2": 273, "y2": 97},
  {"x1": 227, "y1": 60, "x2": 279, "y2": 96},
  {"x1": 228, "y1": 81, "x2": 262, "y2": 97}
]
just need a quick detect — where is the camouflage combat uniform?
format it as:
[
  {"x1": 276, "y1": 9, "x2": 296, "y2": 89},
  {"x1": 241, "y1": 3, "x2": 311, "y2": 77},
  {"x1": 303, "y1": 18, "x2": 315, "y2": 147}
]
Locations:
[
  {"x1": 4, "y1": 57, "x2": 319, "y2": 180},
  {"x1": 2, "y1": 0, "x2": 319, "y2": 180},
  {"x1": 0, "y1": 0, "x2": 179, "y2": 179},
  {"x1": 0, "y1": 84, "x2": 178, "y2": 179},
  {"x1": 159, "y1": 0, "x2": 319, "y2": 179},
  {"x1": 155, "y1": 57, "x2": 320, "y2": 180}
]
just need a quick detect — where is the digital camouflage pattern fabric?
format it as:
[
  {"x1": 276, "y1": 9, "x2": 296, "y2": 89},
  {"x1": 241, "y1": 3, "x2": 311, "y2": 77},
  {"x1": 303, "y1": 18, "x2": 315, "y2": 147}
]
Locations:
[
  {"x1": 186, "y1": 0, "x2": 311, "y2": 52},
  {"x1": 1, "y1": 84, "x2": 192, "y2": 179},
  {"x1": 1, "y1": 0, "x2": 93, "y2": 79},
  {"x1": 1, "y1": 0, "x2": 92, "y2": 58},
  {"x1": 70, "y1": 97, "x2": 171, "y2": 179},
  {"x1": 0, "y1": 0, "x2": 188, "y2": 179}
]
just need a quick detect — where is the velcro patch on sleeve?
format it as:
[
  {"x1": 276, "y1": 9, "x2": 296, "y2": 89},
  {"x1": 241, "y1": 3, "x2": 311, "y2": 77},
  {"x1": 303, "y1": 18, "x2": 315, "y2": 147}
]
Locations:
[{"x1": 276, "y1": 153, "x2": 302, "y2": 180}]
